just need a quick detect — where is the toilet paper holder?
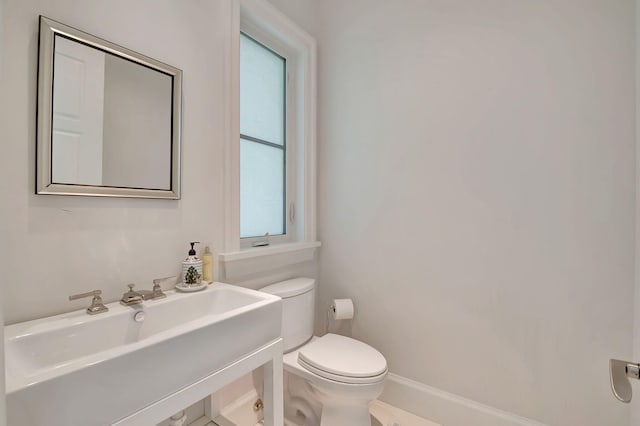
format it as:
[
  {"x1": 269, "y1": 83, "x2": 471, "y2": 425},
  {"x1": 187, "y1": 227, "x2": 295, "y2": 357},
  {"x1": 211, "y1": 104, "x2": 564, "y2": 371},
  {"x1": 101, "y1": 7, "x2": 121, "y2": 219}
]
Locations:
[
  {"x1": 326, "y1": 298, "x2": 354, "y2": 332},
  {"x1": 610, "y1": 359, "x2": 640, "y2": 403},
  {"x1": 329, "y1": 299, "x2": 354, "y2": 320}
]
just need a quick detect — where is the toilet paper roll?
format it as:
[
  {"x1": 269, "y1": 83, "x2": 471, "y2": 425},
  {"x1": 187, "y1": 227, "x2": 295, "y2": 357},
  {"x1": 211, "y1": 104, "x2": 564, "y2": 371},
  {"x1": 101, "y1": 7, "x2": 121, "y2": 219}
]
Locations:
[{"x1": 331, "y1": 298, "x2": 354, "y2": 320}]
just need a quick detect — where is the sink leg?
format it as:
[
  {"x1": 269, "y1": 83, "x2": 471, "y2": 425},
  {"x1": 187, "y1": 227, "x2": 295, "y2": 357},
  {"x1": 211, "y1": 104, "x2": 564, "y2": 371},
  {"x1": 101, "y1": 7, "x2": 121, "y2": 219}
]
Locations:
[{"x1": 263, "y1": 342, "x2": 284, "y2": 426}]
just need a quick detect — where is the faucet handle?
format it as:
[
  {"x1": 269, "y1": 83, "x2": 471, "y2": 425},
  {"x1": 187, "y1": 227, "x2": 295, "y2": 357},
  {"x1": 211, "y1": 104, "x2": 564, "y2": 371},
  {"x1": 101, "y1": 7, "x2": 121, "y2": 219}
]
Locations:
[
  {"x1": 151, "y1": 276, "x2": 174, "y2": 299},
  {"x1": 153, "y1": 276, "x2": 175, "y2": 287},
  {"x1": 69, "y1": 289, "x2": 102, "y2": 301},
  {"x1": 69, "y1": 290, "x2": 109, "y2": 315}
]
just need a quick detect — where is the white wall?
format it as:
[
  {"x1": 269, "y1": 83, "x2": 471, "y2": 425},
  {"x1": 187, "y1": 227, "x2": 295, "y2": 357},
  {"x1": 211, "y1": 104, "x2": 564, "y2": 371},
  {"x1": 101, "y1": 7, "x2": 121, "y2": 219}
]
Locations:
[
  {"x1": 297, "y1": 1, "x2": 634, "y2": 425},
  {"x1": 0, "y1": 0, "x2": 230, "y2": 324}
]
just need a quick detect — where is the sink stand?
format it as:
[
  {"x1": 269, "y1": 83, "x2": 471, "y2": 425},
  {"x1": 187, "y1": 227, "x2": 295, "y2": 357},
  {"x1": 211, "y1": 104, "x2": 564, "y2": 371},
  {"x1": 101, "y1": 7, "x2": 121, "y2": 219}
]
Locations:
[{"x1": 113, "y1": 338, "x2": 283, "y2": 426}]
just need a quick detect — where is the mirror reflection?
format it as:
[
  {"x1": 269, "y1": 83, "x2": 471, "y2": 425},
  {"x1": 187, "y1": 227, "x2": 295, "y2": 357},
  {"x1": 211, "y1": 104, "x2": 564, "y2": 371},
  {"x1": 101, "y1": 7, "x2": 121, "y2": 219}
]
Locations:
[{"x1": 52, "y1": 35, "x2": 173, "y2": 190}]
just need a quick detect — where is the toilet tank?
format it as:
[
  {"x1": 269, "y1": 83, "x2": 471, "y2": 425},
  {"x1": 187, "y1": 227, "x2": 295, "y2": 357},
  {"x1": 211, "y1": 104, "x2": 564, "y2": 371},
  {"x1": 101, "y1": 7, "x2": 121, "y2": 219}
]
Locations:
[{"x1": 260, "y1": 278, "x2": 315, "y2": 352}]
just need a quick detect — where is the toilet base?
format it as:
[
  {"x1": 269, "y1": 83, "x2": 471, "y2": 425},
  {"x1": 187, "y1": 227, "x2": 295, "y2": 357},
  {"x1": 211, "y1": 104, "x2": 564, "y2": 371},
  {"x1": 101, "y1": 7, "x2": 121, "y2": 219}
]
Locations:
[
  {"x1": 282, "y1": 337, "x2": 386, "y2": 426},
  {"x1": 283, "y1": 365, "x2": 385, "y2": 426},
  {"x1": 309, "y1": 378, "x2": 381, "y2": 426}
]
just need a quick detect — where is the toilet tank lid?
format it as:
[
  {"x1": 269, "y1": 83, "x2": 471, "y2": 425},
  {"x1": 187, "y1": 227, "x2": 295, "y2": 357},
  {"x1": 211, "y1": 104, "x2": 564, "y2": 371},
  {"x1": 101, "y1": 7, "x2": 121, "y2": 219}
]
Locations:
[{"x1": 260, "y1": 278, "x2": 315, "y2": 298}]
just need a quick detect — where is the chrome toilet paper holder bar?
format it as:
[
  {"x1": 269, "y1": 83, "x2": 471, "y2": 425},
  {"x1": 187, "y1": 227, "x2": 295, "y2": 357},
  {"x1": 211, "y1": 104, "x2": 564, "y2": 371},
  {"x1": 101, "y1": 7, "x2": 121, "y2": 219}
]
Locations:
[
  {"x1": 326, "y1": 303, "x2": 335, "y2": 333},
  {"x1": 610, "y1": 359, "x2": 640, "y2": 403}
]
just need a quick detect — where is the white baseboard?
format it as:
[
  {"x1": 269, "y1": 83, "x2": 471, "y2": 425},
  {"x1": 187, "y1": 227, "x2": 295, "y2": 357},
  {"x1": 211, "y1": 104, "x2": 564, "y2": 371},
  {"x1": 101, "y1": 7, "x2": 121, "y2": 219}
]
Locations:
[{"x1": 380, "y1": 373, "x2": 549, "y2": 426}]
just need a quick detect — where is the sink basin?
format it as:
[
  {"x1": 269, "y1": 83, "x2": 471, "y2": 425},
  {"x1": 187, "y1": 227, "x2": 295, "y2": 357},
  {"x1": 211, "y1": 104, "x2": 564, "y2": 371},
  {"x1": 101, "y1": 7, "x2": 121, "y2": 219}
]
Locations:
[{"x1": 5, "y1": 283, "x2": 282, "y2": 426}]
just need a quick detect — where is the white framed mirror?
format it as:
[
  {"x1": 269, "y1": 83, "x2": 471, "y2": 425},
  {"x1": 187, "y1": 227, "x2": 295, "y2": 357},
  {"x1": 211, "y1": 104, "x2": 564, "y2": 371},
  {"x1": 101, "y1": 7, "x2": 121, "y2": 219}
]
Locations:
[{"x1": 36, "y1": 16, "x2": 182, "y2": 199}]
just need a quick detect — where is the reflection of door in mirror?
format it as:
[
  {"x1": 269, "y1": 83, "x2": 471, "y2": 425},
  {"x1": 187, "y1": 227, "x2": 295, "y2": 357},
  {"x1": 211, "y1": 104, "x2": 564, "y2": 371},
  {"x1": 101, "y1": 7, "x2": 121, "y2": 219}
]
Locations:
[
  {"x1": 51, "y1": 35, "x2": 173, "y2": 190},
  {"x1": 52, "y1": 36, "x2": 105, "y2": 185}
]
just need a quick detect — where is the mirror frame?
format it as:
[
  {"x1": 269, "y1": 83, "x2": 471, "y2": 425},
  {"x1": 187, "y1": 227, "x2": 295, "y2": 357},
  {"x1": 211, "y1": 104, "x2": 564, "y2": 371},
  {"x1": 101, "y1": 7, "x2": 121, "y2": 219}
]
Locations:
[{"x1": 36, "y1": 16, "x2": 182, "y2": 199}]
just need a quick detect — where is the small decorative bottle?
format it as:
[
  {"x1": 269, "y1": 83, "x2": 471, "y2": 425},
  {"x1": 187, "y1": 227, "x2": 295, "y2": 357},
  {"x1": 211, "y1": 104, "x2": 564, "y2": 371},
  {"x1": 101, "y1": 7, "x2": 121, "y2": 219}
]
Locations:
[{"x1": 202, "y1": 246, "x2": 214, "y2": 284}]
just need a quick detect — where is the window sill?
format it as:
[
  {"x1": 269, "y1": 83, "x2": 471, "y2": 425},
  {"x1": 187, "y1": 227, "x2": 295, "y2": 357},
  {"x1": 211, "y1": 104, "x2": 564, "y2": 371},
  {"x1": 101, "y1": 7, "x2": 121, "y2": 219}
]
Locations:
[{"x1": 219, "y1": 241, "x2": 321, "y2": 281}]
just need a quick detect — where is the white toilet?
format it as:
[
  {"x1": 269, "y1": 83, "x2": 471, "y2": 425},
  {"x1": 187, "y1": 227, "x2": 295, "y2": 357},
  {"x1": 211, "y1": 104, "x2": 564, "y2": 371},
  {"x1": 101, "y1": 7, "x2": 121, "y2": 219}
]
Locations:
[{"x1": 260, "y1": 278, "x2": 387, "y2": 426}]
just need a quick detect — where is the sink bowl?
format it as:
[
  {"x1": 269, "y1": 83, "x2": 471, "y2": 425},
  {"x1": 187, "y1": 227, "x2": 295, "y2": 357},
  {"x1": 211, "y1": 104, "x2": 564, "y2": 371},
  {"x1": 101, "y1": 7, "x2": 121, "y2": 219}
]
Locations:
[{"x1": 5, "y1": 283, "x2": 282, "y2": 426}]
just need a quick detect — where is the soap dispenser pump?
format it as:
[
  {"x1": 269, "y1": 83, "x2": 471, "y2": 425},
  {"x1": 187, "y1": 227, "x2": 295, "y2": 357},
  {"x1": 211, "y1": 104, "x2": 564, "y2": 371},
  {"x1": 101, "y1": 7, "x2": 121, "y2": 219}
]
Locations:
[{"x1": 182, "y1": 241, "x2": 203, "y2": 285}]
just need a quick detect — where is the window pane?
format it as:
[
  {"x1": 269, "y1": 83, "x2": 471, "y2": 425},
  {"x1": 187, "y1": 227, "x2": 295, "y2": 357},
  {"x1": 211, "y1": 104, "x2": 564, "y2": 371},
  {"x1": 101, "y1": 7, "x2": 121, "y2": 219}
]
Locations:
[
  {"x1": 240, "y1": 138, "x2": 284, "y2": 238},
  {"x1": 240, "y1": 34, "x2": 285, "y2": 145}
]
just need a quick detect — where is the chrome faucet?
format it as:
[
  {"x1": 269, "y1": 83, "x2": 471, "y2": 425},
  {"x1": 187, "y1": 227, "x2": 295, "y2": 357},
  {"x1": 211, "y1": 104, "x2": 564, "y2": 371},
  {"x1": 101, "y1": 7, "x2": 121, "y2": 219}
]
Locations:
[
  {"x1": 120, "y1": 283, "x2": 143, "y2": 306},
  {"x1": 69, "y1": 289, "x2": 109, "y2": 315},
  {"x1": 139, "y1": 276, "x2": 174, "y2": 301}
]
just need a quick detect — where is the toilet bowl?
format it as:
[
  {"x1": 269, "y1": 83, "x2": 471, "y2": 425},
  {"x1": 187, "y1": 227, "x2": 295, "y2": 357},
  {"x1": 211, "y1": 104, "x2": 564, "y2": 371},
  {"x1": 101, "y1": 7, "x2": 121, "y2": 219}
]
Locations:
[{"x1": 260, "y1": 278, "x2": 387, "y2": 426}]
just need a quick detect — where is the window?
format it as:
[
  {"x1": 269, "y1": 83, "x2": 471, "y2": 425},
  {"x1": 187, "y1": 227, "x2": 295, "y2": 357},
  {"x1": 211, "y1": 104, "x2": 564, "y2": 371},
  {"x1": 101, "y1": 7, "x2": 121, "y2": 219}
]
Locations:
[
  {"x1": 240, "y1": 33, "x2": 289, "y2": 242},
  {"x1": 220, "y1": 0, "x2": 318, "y2": 270}
]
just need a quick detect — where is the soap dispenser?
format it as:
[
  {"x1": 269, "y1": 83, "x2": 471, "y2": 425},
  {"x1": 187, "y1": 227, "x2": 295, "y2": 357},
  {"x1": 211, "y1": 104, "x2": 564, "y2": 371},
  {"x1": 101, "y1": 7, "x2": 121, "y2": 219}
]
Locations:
[{"x1": 182, "y1": 242, "x2": 203, "y2": 285}]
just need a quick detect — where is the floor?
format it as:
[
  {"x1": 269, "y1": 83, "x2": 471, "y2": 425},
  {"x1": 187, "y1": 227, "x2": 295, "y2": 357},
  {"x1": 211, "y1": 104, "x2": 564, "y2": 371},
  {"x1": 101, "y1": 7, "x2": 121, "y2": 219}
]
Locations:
[
  {"x1": 369, "y1": 400, "x2": 440, "y2": 426},
  {"x1": 208, "y1": 399, "x2": 440, "y2": 426}
]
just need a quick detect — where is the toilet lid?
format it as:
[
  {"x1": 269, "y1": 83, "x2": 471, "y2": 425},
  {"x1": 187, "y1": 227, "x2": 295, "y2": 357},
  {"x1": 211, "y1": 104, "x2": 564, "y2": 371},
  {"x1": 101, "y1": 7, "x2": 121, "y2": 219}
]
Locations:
[{"x1": 297, "y1": 334, "x2": 387, "y2": 384}]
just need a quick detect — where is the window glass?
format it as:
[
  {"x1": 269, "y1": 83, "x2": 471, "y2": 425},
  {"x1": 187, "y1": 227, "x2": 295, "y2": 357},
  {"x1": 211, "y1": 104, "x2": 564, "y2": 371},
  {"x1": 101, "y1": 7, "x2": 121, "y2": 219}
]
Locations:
[
  {"x1": 240, "y1": 34, "x2": 285, "y2": 145},
  {"x1": 240, "y1": 32, "x2": 286, "y2": 239},
  {"x1": 240, "y1": 138, "x2": 284, "y2": 238}
]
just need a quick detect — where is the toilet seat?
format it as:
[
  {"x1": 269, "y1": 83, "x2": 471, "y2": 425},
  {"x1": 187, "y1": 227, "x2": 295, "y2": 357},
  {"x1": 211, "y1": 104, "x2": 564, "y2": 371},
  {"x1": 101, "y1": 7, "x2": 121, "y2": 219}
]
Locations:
[{"x1": 297, "y1": 334, "x2": 387, "y2": 384}]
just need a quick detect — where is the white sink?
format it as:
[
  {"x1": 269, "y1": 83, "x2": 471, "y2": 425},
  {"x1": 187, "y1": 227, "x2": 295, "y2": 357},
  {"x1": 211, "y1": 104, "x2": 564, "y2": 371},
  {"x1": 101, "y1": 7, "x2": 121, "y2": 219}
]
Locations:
[{"x1": 5, "y1": 283, "x2": 282, "y2": 426}]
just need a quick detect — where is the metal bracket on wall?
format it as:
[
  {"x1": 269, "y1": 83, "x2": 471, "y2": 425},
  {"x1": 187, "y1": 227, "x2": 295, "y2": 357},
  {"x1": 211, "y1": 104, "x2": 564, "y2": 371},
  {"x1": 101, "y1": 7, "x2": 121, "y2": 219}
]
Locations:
[{"x1": 610, "y1": 359, "x2": 640, "y2": 403}]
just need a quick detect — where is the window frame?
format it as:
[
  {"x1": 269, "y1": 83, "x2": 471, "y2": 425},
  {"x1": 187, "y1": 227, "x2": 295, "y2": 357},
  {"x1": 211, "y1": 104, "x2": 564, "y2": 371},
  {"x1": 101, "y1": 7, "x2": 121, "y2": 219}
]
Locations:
[
  {"x1": 239, "y1": 29, "x2": 296, "y2": 247},
  {"x1": 222, "y1": 0, "x2": 318, "y2": 267}
]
